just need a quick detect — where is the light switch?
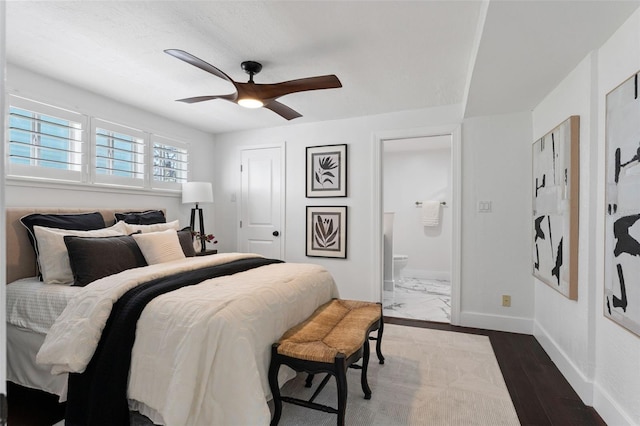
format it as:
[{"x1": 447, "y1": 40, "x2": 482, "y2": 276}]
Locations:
[{"x1": 477, "y1": 200, "x2": 492, "y2": 213}]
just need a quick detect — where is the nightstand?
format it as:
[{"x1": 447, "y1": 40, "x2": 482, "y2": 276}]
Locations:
[{"x1": 195, "y1": 249, "x2": 218, "y2": 256}]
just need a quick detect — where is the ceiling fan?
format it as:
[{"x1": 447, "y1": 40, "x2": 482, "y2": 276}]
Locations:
[{"x1": 165, "y1": 49, "x2": 342, "y2": 120}]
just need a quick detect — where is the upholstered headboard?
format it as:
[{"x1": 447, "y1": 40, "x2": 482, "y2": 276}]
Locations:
[{"x1": 5, "y1": 208, "x2": 164, "y2": 284}]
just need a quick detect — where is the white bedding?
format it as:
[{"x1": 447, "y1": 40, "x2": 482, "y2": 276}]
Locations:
[
  {"x1": 6, "y1": 277, "x2": 76, "y2": 399},
  {"x1": 6, "y1": 277, "x2": 78, "y2": 333},
  {"x1": 7, "y1": 324, "x2": 69, "y2": 398},
  {"x1": 36, "y1": 253, "x2": 339, "y2": 425}
]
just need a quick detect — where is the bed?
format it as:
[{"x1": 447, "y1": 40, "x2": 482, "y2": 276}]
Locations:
[{"x1": 5, "y1": 207, "x2": 339, "y2": 425}]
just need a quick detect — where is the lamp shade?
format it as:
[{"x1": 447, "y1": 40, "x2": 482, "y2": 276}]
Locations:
[{"x1": 182, "y1": 182, "x2": 213, "y2": 204}]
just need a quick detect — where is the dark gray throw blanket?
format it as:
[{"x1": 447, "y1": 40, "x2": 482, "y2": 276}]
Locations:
[{"x1": 65, "y1": 257, "x2": 283, "y2": 426}]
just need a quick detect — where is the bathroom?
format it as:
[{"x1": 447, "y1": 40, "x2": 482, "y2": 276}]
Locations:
[{"x1": 382, "y1": 135, "x2": 452, "y2": 322}]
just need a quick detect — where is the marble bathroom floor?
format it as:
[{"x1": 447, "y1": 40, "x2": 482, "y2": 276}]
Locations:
[{"x1": 383, "y1": 277, "x2": 451, "y2": 323}]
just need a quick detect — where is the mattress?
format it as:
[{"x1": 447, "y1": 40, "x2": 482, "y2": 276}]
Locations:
[
  {"x1": 6, "y1": 277, "x2": 78, "y2": 334},
  {"x1": 6, "y1": 277, "x2": 77, "y2": 399}
]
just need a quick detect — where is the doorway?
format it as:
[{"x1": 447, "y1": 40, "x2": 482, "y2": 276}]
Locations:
[
  {"x1": 382, "y1": 136, "x2": 452, "y2": 322},
  {"x1": 373, "y1": 126, "x2": 461, "y2": 325}
]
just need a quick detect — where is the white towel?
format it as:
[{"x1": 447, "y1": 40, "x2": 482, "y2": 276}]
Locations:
[{"x1": 421, "y1": 200, "x2": 441, "y2": 227}]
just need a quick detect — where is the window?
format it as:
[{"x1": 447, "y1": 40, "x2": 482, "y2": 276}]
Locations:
[
  {"x1": 152, "y1": 135, "x2": 188, "y2": 189},
  {"x1": 92, "y1": 119, "x2": 146, "y2": 188},
  {"x1": 7, "y1": 95, "x2": 86, "y2": 182},
  {"x1": 6, "y1": 95, "x2": 190, "y2": 192}
]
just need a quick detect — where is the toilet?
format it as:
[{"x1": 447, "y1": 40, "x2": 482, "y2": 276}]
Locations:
[{"x1": 393, "y1": 254, "x2": 409, "y2": 283}]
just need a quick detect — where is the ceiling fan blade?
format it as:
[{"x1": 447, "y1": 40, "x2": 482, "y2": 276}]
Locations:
[
  {"x1": 263, "y1": 100, "x2": 302, "y2": 120},
  {"x1": 176, "y1": 94, "x2": 237, "y2": 104},
  {"x1": 251, "y1": 75, "x2": 342, "y2": 101},
  {"x1": 165, "y1": 49, "x2": 235, "y2": 85}
]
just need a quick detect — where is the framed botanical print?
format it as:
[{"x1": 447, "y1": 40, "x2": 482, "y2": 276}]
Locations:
[
  {"x1": 306, "y1": 144, "x2": 347, "y2": 197},
  {"x1": 306, "y1": 206, "x2": 347, "y2": 259},
  {"x1": 531, "y1": 115, "x2": 580, "y2": 300},
  {"x1": 604, "y1": 71, "x2": 640, "y2": 336}
]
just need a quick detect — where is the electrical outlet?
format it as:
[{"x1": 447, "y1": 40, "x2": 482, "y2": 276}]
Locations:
[{"x1": 502, "y1": 295, "x2": 511, "y2": 307}]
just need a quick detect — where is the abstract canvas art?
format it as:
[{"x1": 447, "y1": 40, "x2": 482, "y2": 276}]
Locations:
[
  {"x1": 306, "y1": 206, "x2": 347, "y2": 258},
  {"x1": 306, "y1": 144, "x2": 347, "y2": 197},
  {"x1": 532, "y1": 116, "x2": 580, "y2": 300},
  {"x1": 605, "y1": 72, "x2": 640, "y2": 336}
]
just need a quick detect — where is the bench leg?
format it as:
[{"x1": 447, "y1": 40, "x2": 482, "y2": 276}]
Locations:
[
  {"x1": 376, "y1": 315, "x2": 385, "y2": 364},
  {"x1": 335, "y1": 355, "x2": 348, "y2": 426},
  {"x1": 268, "y1": 345, "x2": 283, "y2": 426},
  {"x1": 360, "y1": 339, "x2": 372, "y2": 399},
  {"x1": 305, "y1": 373, "x2": 315, "y2": 388}
]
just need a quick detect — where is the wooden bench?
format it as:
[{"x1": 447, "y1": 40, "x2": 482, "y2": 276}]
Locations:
[{"x1": 268, "y1": 299, "x2": 384, "y2": 426}]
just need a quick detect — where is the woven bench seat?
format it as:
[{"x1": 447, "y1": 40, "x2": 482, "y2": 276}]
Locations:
[{"x1": 268, "y1": 299, "x2": 384, "y2": 426}]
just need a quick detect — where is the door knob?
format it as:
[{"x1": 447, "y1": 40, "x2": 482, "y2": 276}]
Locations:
[{"x1": 272, "y1": 231, "x2": 280, "y2": 237}]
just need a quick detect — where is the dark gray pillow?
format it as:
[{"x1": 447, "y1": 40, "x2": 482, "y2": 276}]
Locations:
[
  {"x1": 64, "y1": 234, "x2": 148, "y2": 287},
  {"x1": 115, "y1": 210, "x2": 166, "y2": 225},
  {"x1": 21, "y1": 212, "x2": 107, "y2": 279},
  {"x1": 177, "y1": 227, "x2": 196, "y2": 257},
  {"x1": 21, "y1": 211, "x2": 106, "y2": 250}
]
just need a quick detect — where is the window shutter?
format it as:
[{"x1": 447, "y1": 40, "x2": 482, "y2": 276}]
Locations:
[
  {"x1": 92, "y1": 119, "x2": 146, "y2": 188},
  {"x1": 151, "y1": 135, "x2": 189, "y2": 190},
  {"x1": 5, "y1": 95, "x2": 191, "y2": 193},
  {"x1": 7, "y1": 95, "x2": 86, "y2": 182}
]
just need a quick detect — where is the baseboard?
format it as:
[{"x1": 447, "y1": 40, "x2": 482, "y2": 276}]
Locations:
[
  {"x1": 458, "y1": 311, "x2": 533, "y2": 334},
  {"x1": 458, "y1": 316, "x2": 633, "y2": 424},
  {"x1": 533, "y1": 321, "x2": 594, "y2": 405},
  {"x1": 403, "y1": 268, "x2": 450, "y2": 281},
  {"x1": 533, "y1": 321, "x2": 633, "y2": 424},
  {"x1": 593, "y1": 381, "x2": 635, "y2": 426}
]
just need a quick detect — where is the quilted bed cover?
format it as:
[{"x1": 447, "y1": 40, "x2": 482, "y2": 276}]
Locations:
[{"x1": 36, "y1": 253, "x2": 339, "y2": 425}]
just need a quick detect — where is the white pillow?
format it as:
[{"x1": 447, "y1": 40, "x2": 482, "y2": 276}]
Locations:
[
  {"x1": 132, "y1": 228, "x2": 186, "y2": 265},
  {"x1": 110, "y1": 220, "x2": 129, "y2": 234},
  {"x1": 124, "y1": 220, "x2": 180, "y2": 234},
  {"x1": 33, "y1": 224, "x2": 126, "y2": 285}
]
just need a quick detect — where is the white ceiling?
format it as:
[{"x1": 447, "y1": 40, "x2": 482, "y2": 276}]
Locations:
[{"x1": 6, "y1": 1, "x2": 640, "y2": 135}]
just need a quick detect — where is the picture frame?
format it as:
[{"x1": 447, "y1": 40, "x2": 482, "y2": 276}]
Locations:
[
  {"x1": 306, "y1": 144, "x2": 347, "y2": 197},
  {"x1": 604, "y1": 71, "x2": 640, "y2": 336},
  {"x1": 531, "y1": 115, "x2": 580, "y2": 300},
  {"x1": 306, "y1": 206, "x2": 347, "y2": 259}
]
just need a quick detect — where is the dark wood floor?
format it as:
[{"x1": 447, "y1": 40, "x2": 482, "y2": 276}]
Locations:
[
  {"x1": 386, "y1": 317, "x2": 606, "y2": 426},
  {"x1": 6, "y1": 317, "x2": 606, "y2": 426}
]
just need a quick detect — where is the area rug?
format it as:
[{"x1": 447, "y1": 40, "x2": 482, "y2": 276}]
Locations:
[{"x1": 273, "y1": 324, "x2": 521, "y2": 425}]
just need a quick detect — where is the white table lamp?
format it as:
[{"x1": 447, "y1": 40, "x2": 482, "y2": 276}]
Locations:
[{"x1": 182, "y1": 181, "x2": 214, "y2": 252}]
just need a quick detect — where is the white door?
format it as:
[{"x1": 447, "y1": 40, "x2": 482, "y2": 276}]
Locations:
[{"x1": 239, "y1": 146, "x2": 284, "y2": 259}]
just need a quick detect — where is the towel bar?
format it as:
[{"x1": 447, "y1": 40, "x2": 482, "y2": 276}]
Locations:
[{"x1": 415, "y1": 201, "x2": 447, "y2": 207}]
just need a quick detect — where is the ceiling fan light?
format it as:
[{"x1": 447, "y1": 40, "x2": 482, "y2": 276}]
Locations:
[{"x1": 238, "y1": 98, "x2": 264, "y2": 108}]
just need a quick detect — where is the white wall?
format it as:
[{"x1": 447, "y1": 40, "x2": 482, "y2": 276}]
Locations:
[
  {"x1": 214, "y1": 105, "x2": 463, "y2": 301},
  {"x1": 5, "y1": 65, "x2": 216, "y2": 231},
  {"x1": 383, "y1": 147, "x2": 452, "y2": 279},
  {"x1": 460, "y1": 112, "x2": 534, "y2": 333},
  {"x1": 1, "y1": 0, "x2": 7, "y2": 398},
  {"x1": 215, "y1": 104, "x2": 535, "y2": 333},
  {"x1": 595, "y1": 8, "x2": 640, "y2": 425},
  {"x1": 532, "y1": 53, "x2": 597, "y2": 406},
  {"x1": 530, "y1": 8, "x2": 640, "y2": 424}
]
